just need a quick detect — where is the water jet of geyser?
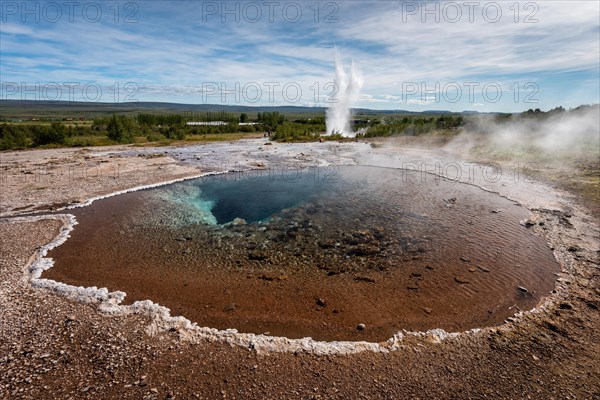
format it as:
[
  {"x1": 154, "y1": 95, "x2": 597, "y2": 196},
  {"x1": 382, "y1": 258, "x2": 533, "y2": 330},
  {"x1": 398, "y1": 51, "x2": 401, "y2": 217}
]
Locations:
[{"x1": 325, "y1": 55, "x2": 363, "y2": 138}]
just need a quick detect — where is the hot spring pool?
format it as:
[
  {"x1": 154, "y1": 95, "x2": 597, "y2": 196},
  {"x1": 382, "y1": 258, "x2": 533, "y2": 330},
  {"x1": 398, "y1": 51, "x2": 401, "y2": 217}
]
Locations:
[{"x1": 44, "y1": 166, "x2": 559, "y2": 342}]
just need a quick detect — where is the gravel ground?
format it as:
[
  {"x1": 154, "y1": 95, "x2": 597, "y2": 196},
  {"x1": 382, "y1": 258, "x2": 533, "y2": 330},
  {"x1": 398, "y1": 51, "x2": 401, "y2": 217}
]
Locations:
[{"x1": 1, "y1": 140, "x2": 598, "y2": 399}]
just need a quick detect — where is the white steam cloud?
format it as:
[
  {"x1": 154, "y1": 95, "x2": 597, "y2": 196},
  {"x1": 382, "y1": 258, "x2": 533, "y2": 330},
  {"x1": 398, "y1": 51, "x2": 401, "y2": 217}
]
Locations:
[
  {"x1": 445, "y1": 106, "x2": 600, "y2": 157},
  {"x1": 326, "y1": 52, "x2": 363, "y2": 137}
]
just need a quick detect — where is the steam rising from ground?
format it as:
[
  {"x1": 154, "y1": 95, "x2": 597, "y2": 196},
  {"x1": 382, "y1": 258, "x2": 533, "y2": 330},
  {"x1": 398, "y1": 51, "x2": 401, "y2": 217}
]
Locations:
[
  {"x1": 326, "y1": 54, "x2": 363, "y2": 137},
  {"x1": 445, "y1": 106, "x2": 600, "y2": 160}
]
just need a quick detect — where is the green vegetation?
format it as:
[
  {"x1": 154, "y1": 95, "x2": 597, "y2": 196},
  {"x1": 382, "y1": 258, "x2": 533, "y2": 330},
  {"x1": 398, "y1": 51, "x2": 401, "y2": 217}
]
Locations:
[
  {"x1": 360, "y1": 115, "x2": 464, "y2": 138},
  {"x1": 0, "y1": 112, "x2": 468, "y2": 148},
  {"x1": 0, "y1": 124, "x2": 30, "y2": 149},
  {"x1": 0, "y1": 110, "x2": 265, "y2": 150},
  {"x1": 257, "y1": 111, "x2": 286, "y2": 134},
  {"x1": 269, "y1": 114, "x2": 464, "y2": 142},
  {"x1": 106, "y1": 114, "x2": 135, "y2": 143},
  {"x1": 137, "y1": 113, "x2": 184, "y2": 126},
  {"x1": 271, "y1": 117, "x2": 325, "y2": 142},
  {"x1": 31, "y1": 122, "x2": 70, "y2": 146},
  {"x1": 2, "y1": 102, "x2": 596, "y2": 150}
]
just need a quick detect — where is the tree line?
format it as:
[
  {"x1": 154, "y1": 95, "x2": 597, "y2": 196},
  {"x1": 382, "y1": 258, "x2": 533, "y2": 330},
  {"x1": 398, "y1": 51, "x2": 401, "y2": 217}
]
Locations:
[{"x1": 360, "y1": 115, "x2": 464, "y2": 138}]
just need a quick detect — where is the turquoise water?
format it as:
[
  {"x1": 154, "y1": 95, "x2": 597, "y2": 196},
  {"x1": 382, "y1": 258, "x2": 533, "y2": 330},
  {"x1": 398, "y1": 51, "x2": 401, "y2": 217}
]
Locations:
[
  {"x1": 194, "y1": 171, "x2": 329, "y2": 225},
  {"x1": 158, "y1": 168, "x2": 337, "y2": 226},
  {"x1": 47, "y1": 165, "x2": 560, "y2": 340}
]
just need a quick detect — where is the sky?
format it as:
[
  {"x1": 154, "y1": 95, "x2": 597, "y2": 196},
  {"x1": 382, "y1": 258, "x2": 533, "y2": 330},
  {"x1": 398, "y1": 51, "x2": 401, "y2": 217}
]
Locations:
[{"x1": 1, "y1": 0, "x2": 599, "y2": 112}]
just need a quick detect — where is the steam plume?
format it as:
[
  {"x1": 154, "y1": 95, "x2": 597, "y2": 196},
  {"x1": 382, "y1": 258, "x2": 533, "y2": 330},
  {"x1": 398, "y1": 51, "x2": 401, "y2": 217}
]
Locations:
[{"x1": 326, "y1": 52, "x2": 363, "y2": 137}]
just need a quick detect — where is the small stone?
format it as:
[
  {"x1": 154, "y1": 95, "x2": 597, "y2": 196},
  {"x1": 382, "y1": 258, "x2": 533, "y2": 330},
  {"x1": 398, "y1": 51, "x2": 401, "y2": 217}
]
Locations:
[
  {"x1": 318, "y1": 240, "x2": 335, "y2": 249},
  {"x1": 477, "y1": 265, "x2": 490, "y2": 273},
  {"x1": 150, "y1": 388, "x2": 159, "y2": 394},
  {"x1": 491, "y1": 209, "x2": 501, "y2": 213},
  {"x1": 468, "y1": 266, "x2": 477, "y2": 273},
  {"x1": 454, "y1": 276, "x2": 470, "y2": 284},
  {"x1": 532, "y1": 354, "x2": 540, "y2": 361},
  {"x1": 518, "y1": 286, "x2": 529, "y2": 293},
  {"x1": 520, "y1": 219, "x2": 536, "y2": 227},
  {"x1": 357, "y1": 323, "x2": 366, "y2": 331},
  {"x1": 248, "y1": 251, "x2": 268, "y2": 261},
  {"x1": 422, "y1": 307, "x2": 432, "y2": 314},
  {"x1": 559, "y1": 302, "x2": 573, "y2": 310},
  {"x1": 460, "y1": 256, "x2": 470, "y2": 262},
  {"x1": 315, "y1": 298, "x2": 327, "y2": 307},
  {"x1": 224, "y1": 303, "x2": 236, "y2": 312},
  {"x1": 410, "y1": 272, "x2": 422, "y2": 277},
  {"x1": 232, "y1": 217, "x2": 247, "y2": 226},
  {"x1": 406, "y1": 283, "x2": 420, "y2": 290},
  {"x1": 354, "y1": 276, "x2": 376, "y2": 283}
]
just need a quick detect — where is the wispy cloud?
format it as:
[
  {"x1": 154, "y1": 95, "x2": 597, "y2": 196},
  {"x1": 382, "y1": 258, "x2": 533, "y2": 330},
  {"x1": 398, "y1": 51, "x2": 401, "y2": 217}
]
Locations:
[{"x1": 1, "y1": 0, "x2": 598, "y2": 111}]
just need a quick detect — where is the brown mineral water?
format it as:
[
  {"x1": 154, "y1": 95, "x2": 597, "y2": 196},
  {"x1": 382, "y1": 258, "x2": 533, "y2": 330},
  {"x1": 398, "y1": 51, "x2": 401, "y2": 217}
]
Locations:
[{"x1": 44, "y1": 166, "x2": 559, "y2": 342}]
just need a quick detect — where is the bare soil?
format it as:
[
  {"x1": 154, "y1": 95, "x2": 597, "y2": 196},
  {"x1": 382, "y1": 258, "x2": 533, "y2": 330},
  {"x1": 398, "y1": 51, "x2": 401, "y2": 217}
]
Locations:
[{"x1": 1, "y1": 140, "x2": 598, "y2": 399}]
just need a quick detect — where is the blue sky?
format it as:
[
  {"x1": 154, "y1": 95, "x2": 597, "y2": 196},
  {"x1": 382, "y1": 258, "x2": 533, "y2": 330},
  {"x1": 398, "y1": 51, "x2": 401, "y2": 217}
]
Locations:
[{"x1": 1, "y1": 0, "x2": 599, "y2": 111}]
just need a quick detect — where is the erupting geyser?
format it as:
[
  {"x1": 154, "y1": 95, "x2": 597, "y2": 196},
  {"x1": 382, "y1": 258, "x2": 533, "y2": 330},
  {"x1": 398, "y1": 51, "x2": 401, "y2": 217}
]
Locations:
[{"x1": 325, "y1": 54, "x2": 363, "y2": 137}]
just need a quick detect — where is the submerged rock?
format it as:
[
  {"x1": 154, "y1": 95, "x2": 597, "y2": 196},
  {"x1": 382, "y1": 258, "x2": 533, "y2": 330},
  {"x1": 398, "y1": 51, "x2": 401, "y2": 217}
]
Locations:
[
  {"x1": 248, "y1": 251, "x2": 268, "y2": 261},
  {"x1": 354, "y1": 276, "x2": 376, "y2": 283},
  {"x1": 347, "y1": 245, "x2": 380, "y2": 257}
]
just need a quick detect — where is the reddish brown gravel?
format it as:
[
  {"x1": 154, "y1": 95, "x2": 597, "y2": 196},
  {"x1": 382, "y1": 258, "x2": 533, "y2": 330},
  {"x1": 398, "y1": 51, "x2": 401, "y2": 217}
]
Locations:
[{"x1": 1, "y1": 142, "x2": 599, "y2": 399}]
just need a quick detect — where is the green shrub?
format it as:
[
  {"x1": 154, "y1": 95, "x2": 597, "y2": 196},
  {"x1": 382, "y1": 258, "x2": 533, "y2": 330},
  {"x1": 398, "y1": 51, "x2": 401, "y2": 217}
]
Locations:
[
  {"x1": 146, "y1": 132, "x2": 166, "y2": 142},
  {"x1": 0, "y1": 124, "x2": 29, "y2": 149},
  {"x1": 107, "y1": 114, "x2": 134, "y2": 143},
  {"x1": 32, "y1": 122, "x2": 70, "y2": 146}
]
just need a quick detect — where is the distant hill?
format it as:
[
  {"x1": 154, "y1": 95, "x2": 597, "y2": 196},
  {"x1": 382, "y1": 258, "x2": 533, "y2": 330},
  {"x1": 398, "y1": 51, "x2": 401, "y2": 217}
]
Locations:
[{"x1": 0, "y1": 100, "x2": 476, "y2": 120}]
